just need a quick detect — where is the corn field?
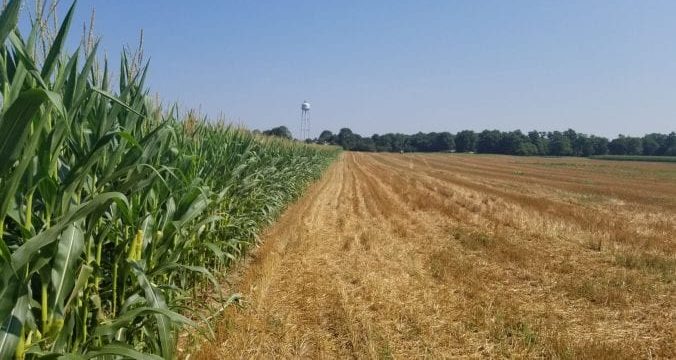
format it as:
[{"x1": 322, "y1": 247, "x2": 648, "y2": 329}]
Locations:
[{"x1": 0, "y1": 1, "x2": 338, "y2": 359}]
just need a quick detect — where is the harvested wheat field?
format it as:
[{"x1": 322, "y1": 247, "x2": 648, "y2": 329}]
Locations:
[{"x1": 192, "y1": 152, "x2": 675, "y2": 359}]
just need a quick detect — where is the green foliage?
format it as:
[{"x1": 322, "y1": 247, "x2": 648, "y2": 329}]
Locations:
[
  {"x1": 455, "y1": 130, "x2": 478, "y2": 153},
  {"x1": 476, "y1": 130, "x2": 503, "y2": 153},
  {"x1": 317, "y1": 127, "x2": 674, "y2": 157},
  {"x1": 548, "y1": 131, "x2": 573, "y2": 156},
  {"x1": 318, "y1": 130, "x2": 334, "y2": 144},
  {"x1": 608, "y1": 135, "x2": 643, "y2": 155},
  {"x1": 316, "y1": 128, "x2": 674, "y2": 158},
  {"x1": 262, "y1": 125, "x2": 293, "y2": 140},
  {"x1": 0, "y1": 1, "x2": 339, "y2": 358}
]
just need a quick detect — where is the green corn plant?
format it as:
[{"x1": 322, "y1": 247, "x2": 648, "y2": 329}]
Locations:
[{"x1": 0, "y1": 1, "x2": 339, "y2": 358}]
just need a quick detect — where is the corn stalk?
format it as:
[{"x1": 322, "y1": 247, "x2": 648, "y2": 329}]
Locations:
[{"x1": 0, "y1": 1, "x2": 339, "y2": 358}]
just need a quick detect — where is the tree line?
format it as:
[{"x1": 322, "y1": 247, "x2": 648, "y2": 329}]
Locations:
[{"x1": 305, "y1": 128, "x2": 676, "y2": 156}]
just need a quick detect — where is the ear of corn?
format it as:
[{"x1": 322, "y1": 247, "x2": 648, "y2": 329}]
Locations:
[{"x1": 0, "y1": 1, "x2": 339, "y2": 358}]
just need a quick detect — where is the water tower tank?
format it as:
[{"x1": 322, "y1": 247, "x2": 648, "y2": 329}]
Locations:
[{"x1": 302, "y1": 102, "x2": 311, "y2": 111}]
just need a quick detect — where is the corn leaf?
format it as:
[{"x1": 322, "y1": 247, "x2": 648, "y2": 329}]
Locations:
[
  {"x1": 0, "y1": 89, "x2": 50, "y2": 176},
  {"x1": 11, "y1": 192, "x2": 128, "y2": 270},
  {"x1": 0, "y1": 295, "x2": 28, "y2": 359},
  {"x1": 83, "y1": 344, "x2": 163, "y2": 360},
  {"x1": 49, "y1": 225, "x2": 84, "y2": 317},
  {"x1": 0, "y1": 0, "x2": 20, "y2": 46},
  {"x1": 131, "y1": 264, "x2": 172, "y2": 359},
  {"x1": 40, "y1": 1, "x2": 76, "y2": 79}
]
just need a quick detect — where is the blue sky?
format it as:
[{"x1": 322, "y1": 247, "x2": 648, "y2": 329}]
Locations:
[{"x1": 45, "y1": 1, "x2": 676, "y2": 138}]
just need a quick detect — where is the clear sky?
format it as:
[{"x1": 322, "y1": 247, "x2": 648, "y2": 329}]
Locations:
[{"x1": 51, "y1": 0, "x2": 676, "y2": 138}]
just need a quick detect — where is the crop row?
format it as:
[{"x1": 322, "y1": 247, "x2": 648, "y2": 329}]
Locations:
[{"x1": 0, "y1": 1, "x2": 339, "y2": 359}]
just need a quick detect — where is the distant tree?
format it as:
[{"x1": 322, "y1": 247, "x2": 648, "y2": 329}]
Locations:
[
  {"x1": 608, "y1": 135, "x2": 642, "y2": 155},
  {"x1": 521, "y1": 142, "x2": 539, "y2": 155},
  {"x1": 548, "y1": 131, "x2": 573, "y2": 156},
  {"x1": 590, "y1": 136, "x2": 609, "y2": 155},
  {"x1": 263, "y1": 126, "x2": 293, "y2": 140},
  {"x1": 497, "y1": 131, "x2": 525, "y2": 155},
  {"x1": 353, "y1": 137, "x2": 376, "y2": 151},
  {"x1": 431, "y1": 132, "x2": 455, "y2": 152},
  {"x1": 337, "y1": 128, "x2": 356, "y2": 149},
  {"x1": 664, "y1": 132, "x2": 676, "y2": 155},
  {"x1": 319, "y1": 127, "x2": 673, "y2": 157},
  {"x1": 626, "y1": 137, "x2": 643, "y2": 155},
  {"x1": 318, "y1": 130, "x2": 334, "y2": 144},
  {"x1": 516, "y1": 132, "x2": 539, "y2": 155},
  {"x1": 642, "y1": 133, "x2": 666, "y2": 155},
  {"x1": 564, "y1": 129, "x2": 582, "y2": 155},
  {"x1": 392, "y1": 133, "x2": 408, "y2": 152},
  {"x1": 528, "y1": 131, "x2": 549, "y2": 155},
  {"x1": 574, "y1": 135, "x2": 594, "y2": 157},
  {"x1": 455, "y1": 130, "x2": 477, "y2": 152},
  {"x1": 477, "y1": 130, "x2": 503, "y2": 153},
  {"x1": 409, "y1": 132, "x2": 431, "y2": 152},
  {"x1": 372, "y1": 134, "x2": 391, "y2": 152}
]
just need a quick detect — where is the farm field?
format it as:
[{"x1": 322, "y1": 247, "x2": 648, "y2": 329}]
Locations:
[
  {"x1": 194, "y1": 152, "x2": 675, "y2": 359},
  {"x1": 590, "y1": 155, "x2": 676, "y2": 163}
]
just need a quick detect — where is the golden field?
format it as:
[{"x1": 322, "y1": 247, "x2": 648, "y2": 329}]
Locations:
[{"x1": 192, "y1": 152, "x2": 675, "y2": 359}]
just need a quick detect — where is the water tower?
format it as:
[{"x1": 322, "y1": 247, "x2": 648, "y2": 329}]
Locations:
[{"x1": 300, "y1": 100, "x2": 311, "y2": 140}]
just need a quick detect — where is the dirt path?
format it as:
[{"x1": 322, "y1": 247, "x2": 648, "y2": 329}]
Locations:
[{"x1": 193, "y1": 153, "x2": 675, "y2": 359}]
